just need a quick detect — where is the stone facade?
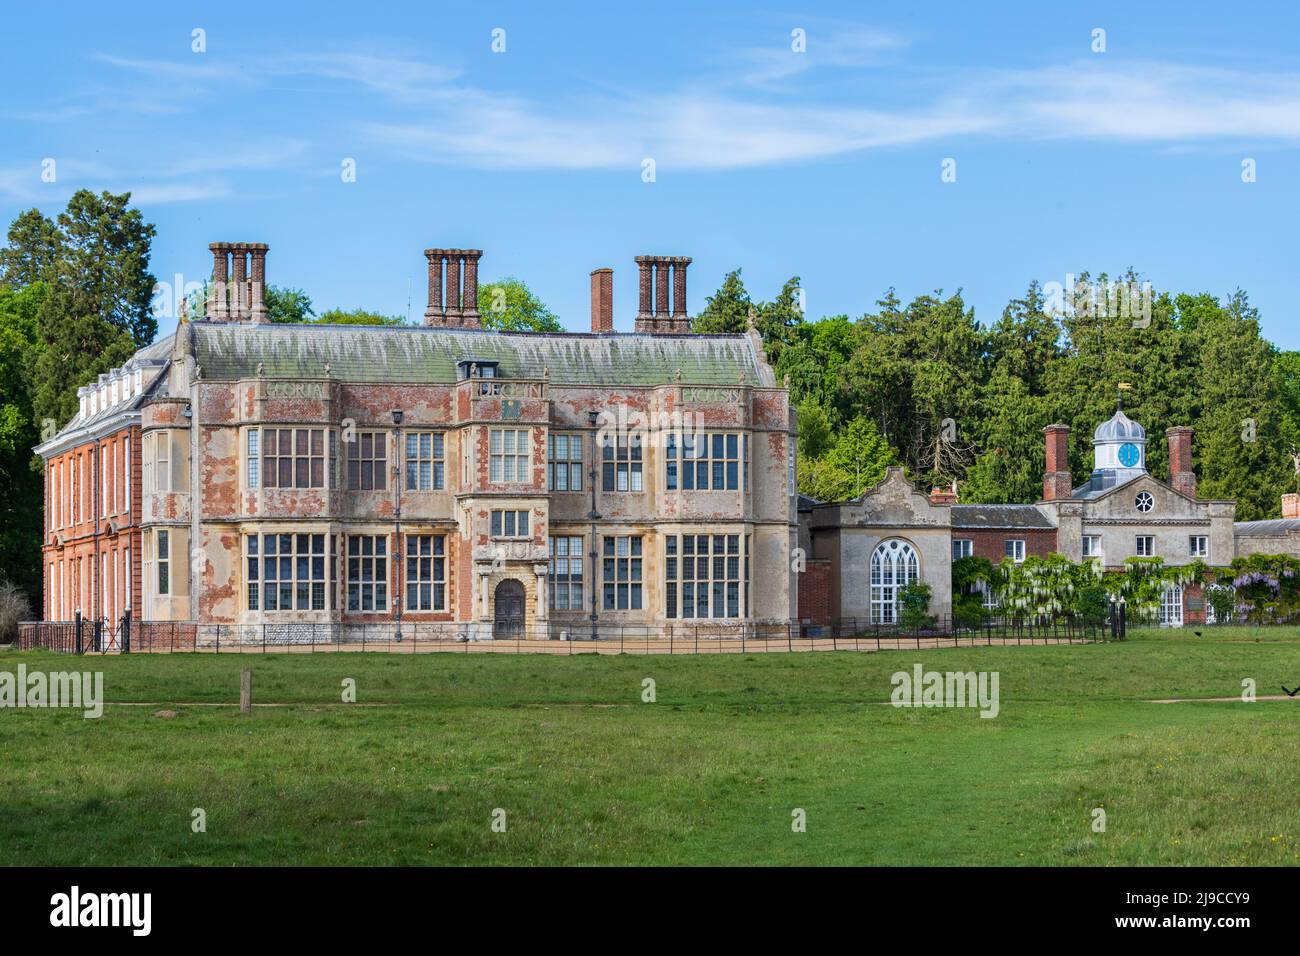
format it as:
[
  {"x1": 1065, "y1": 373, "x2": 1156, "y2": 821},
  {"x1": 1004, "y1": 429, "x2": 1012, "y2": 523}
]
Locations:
[
  {"x1": 36, "y1": 242, "x2": 797, "y2": 639},
  {"x1": 800, "y1": 404, "x2": 1300, "y2": 629}
]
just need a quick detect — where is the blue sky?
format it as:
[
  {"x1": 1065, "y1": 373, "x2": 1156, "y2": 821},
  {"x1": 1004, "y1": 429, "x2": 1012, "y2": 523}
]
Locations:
[{"x1": 4, "y1": 1, "x2": 1300, "y2": 346}]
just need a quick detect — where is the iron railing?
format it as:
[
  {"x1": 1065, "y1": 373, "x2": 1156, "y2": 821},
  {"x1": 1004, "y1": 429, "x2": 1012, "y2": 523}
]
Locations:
[{"x1": 16, "y1": 613, "x2": 1108, "y2": 655}]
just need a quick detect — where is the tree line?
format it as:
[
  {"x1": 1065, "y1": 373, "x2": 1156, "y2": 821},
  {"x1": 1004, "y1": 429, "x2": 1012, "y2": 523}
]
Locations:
[{"x1": 694, "y1": 268, "x2": 1300, "y2": 521}]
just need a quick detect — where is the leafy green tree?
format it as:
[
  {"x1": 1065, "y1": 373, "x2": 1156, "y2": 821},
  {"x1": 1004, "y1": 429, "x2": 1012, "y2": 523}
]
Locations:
[
  {"x1": 25, "y1": 191, "x2": 157, "y2": 430},
  {"x1": 0, "y1": 283, "x2": 46, "y2": 606},
  {"x1": 314, "y1": 308, "x2": 407, "y2": 326},
  {"x1": 691, "y1": 269, "x2": 750, "y2": 334},
  {"x1": 477, "y1": 277, "x2": 561, "y2": 332},
  {"x1": 798, "y1": 416, "x2": 895, "y2": 501},
  {"x1": 795, "y1": 400, "x2": 833, "y2": 459}
]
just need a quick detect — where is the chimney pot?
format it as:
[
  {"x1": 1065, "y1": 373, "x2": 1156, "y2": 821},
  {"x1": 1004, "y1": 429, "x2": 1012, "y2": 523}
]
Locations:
[{"x1": 1283, "y1": 493, "x2": 1300, "y2": 520}]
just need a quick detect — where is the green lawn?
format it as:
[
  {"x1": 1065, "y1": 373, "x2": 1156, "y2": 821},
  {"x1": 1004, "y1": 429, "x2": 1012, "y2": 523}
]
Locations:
[{"x1": 2, "y1": 626, "x2": 1299, "y2": 866}]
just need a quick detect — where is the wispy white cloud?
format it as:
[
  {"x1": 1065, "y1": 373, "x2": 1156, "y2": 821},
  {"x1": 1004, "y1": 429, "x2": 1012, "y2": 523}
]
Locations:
[{"x1": 21, "y1": 42, "x2": 1300, "y2": 185}]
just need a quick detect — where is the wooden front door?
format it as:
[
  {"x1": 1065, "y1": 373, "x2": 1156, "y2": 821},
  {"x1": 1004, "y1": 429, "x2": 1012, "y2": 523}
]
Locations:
[{"x1": 493, "y1": 579, "x2": 526, "y2": 639}]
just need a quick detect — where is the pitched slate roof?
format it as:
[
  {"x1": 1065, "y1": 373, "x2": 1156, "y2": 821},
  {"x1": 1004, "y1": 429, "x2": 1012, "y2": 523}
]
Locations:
[
  {"x1": 1234, "y1": 519, "x2": 1300, "y2": 536},
  {"x1": 189, "y1": 323, "x2": 768, "y2": 386},
  {"x1": 951, "y1": 503, "x2": 1055, "y2": 530}
]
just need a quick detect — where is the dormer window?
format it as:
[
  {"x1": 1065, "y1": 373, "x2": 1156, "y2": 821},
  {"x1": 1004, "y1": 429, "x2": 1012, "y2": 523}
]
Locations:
[{"x1": 457, "y1": 359, "x2": 499, "y2": 380}]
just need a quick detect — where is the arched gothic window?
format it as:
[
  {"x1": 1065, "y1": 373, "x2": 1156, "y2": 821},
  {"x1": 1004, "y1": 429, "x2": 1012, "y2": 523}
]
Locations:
[{"x1": 871, "y1": 539, "x2": 919, "y2": 624}]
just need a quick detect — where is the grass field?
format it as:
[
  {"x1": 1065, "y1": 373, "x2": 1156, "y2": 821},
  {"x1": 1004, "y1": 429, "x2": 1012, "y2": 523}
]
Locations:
[{"x1": 2, "y1": 626, "x2": 1299, "y2": 866}]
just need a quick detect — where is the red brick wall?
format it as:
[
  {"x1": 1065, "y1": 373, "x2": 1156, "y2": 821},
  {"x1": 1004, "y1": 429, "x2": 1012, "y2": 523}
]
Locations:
[
  {"x1": 954, "y1": 528, "x2": 1057, "y2": 564},
  {"x1": 798, "y1": 559, "x2": 832, "y2": 625}
]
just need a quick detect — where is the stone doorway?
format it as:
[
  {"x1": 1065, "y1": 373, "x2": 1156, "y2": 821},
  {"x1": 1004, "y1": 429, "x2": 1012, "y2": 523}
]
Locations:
[{"x1": 493, "y1": 579, "x2": 526, "y2": 639}]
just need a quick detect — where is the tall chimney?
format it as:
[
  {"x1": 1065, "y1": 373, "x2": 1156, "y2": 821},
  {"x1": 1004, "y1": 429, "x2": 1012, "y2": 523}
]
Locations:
[
  {"x1": 423, "y1": 248, "x2": 482, "y2": 328},
  {"x1": 590, "y1": 268, "x2": 613, "y2": 333},
  {"x1": 671, "y1": 256, "x2": 691, "y2": 322},
  {"x1": 634, "y1": 255, "x2": 692, "y2": 333},
  {"x1": 206, "y1": 242, "x2": 269, "y2": 322},
  {"x1": 1167, "y1": 427, "x2": 1196, "y2": 499},
  {"x1": 1042, "y1": 424, "x2": 1073, "y2": 501},
  {"x1": 445, "y1": 254, "x2": 462, "y2": 323},
  {"x1": 635, "y1": 256, "x2": 653, "y2": 326}
]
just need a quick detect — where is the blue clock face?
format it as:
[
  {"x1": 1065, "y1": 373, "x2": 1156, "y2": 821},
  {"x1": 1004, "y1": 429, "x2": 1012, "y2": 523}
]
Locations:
[{"x1": 1118, "y1": 442, "x2": 1141, "y2": 468}]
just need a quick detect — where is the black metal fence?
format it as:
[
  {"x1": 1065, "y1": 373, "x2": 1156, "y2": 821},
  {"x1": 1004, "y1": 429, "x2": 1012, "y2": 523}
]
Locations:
[{"x1": 16, "y1": 613, "x2": 1108, "y2": 655}]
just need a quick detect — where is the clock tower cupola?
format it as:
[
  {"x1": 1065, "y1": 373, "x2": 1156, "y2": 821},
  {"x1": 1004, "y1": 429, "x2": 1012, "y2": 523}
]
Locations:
[{"x1": 1091, "y1": 390, "x2": 1147, "y2": 485}]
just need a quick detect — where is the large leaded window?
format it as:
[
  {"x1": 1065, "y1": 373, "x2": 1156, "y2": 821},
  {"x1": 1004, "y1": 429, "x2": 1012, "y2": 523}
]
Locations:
[
  {"x1": 262, "y1": 428, "x2": 325, "y2": 489},
  {"x1": 665, "y1": 432, "x2": 746, "y2": 491},
  {"x1": 601, "y1": 434, "x2": 643, "y2": 491},
  {"x1": 405, "y1": 432, "x2": 445, "y2": 490},
  {"x1": 405, "y1": 534, "x2": 447, "y2": 611},
  {"x1": 602, "y1": 535, "x2": 643, "y2": 609},
  {"x1": 489, "y1": 429, "x2": 530, "y2": 483},
  {"x1": 347, "y1": 432, "x2": 388, "y2": 491},
  {"x1": 547, "y1": 434, "x2": 583, "y2": 491},
  {"x1": 247, "y1": 533, "x2": 331, "y2": 611},
  {"x1": 870, "y1": 538, "x2": 919, "y2": 625},
  {"x1": 665, "y1": 533, "x2": 744, "y2": 619},
  {"x1": 347, "y1": 535, "x2": 389, "y2": 611},
  {"x1": 548, "y1": 535, "x2": 585, "y2": 610}
]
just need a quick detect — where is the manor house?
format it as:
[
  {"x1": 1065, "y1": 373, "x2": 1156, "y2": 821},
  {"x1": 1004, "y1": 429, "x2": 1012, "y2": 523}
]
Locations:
[{"x1": 34, "y1": 242, "x2": 798, "y2": 640}]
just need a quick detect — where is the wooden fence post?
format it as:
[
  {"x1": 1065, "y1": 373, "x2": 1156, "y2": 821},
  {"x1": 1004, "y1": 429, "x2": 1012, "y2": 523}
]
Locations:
[{"x1": 240, "y1": 667, "x2": 252, "y2": 714}]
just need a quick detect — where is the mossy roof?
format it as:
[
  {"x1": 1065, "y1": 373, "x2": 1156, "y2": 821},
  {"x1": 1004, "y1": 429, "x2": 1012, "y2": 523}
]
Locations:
[{"x1": 191, "y1": 323, "x2": 765, "y2": 386}]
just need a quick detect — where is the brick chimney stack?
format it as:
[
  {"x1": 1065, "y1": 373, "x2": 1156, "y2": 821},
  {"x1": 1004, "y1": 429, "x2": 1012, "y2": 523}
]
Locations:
[
  {"x1": 423, "y1": 249, "x2": 482, "y2": 328},
  {"x1": 1042, "y1": 424, "x2": 1073, "y2": 501},
  {"x1": 1167, "y1": 426, "x2": 1196, "y2": 499},
  {"x1": 929, "y1": 483, "x2": 958, "y2": 506},
  {"x1": 1283, "y1": 493, "x2": 1300, "y2": 519},
  {"x1": 590, "y1": 268, "x2": 613, "y2": 333},
  {"x1": 633, "y1": 255, "x2": 692, "y2": 333},
  {"x1": 206, "y1": 243, "x2": 269, "y2": 323}
]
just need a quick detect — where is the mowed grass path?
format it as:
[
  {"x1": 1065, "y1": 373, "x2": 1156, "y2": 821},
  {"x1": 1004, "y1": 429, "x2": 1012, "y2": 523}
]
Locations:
[{"x1": 2, "y1": 627, "x2": 1299, "y2": 865}]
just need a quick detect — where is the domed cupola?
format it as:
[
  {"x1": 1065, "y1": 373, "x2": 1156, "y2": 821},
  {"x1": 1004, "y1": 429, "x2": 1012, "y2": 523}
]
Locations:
[{"x1": 1091, "y1": 403, "x2": 1147, "y2": 481}]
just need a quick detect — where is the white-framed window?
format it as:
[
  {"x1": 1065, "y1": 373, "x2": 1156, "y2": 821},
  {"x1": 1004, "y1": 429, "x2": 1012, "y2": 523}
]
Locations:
[
  {"x1": 345, "y1": 431, "x2": 388, "y2": 491},
  {"x1": 870, "y1": 538, "x2": 919, "y2": 624},
  {"x1": 1160, "y1": 585, "x2": 1183, "y2": 627},
  {"x1": 101, "y1": 444, "x2": 108, "y2": 517},
  {"x1": 247, "y1": 532, "x2": 331, "y2": 612},
  {"x1": 547, "y1": 433, "x2": 583, "y2": 492},
  {"x1": 490, "y1": 509, "x2": 530, "y2": 539},
  {"x1": 145, "y1": 430, "x2": 171, "y2": 493},
  {"x1": 405, "y1": 432, "x2": 445, "y2": 490},
  {"x1": 156, "y1": 529, "x2": 170, "y2": 596},
  {"x1": 603, "y1": 434, "x2": 644, "y2": 492},
  {"x1": 123, "y1": 547, "x2": 131, "y2": 613},
  {"x1": 1081, "y1": 535, "x2": 1102, "y2": 560},
  {"x1": 405, "y1": 534, "x2": 447, "y2": 611},
  {"x1": 665, "y1": 432, "x2": 744, "y2": 491},
  {"x1": 952, "y1": 539, "x2": 973, "y2": 560},
  {"x1": 346, "y1": 535, "x2": 389, "y2": 612},
  {"x1": 262, "y1": 428, "x2": 325, "y2": 489},
  {"x1": 602, "y1": 535, "x2": 643, "y2": 610},
  {"x1": 1136, "y1": 535, "x2": 1156, "y2": 557},
  {"x1": 665, "y1": 533, "x2": 743, "y2": 619},
  {"x1": 489, "y1": 428, "x2": 530, "y2": 483},
  {"x1": 123, "y1": 436, "x2": 131, "y2": 515},
  {"x1": 1189, "y1": 535, "x2": 1208, "y2": 558},
  {"x1": 1004, "y1": 539, "x2": 1026, "y2": 562},
  {"x1": 548, "y1": 535, "x2": 585, "y2": 610}
]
